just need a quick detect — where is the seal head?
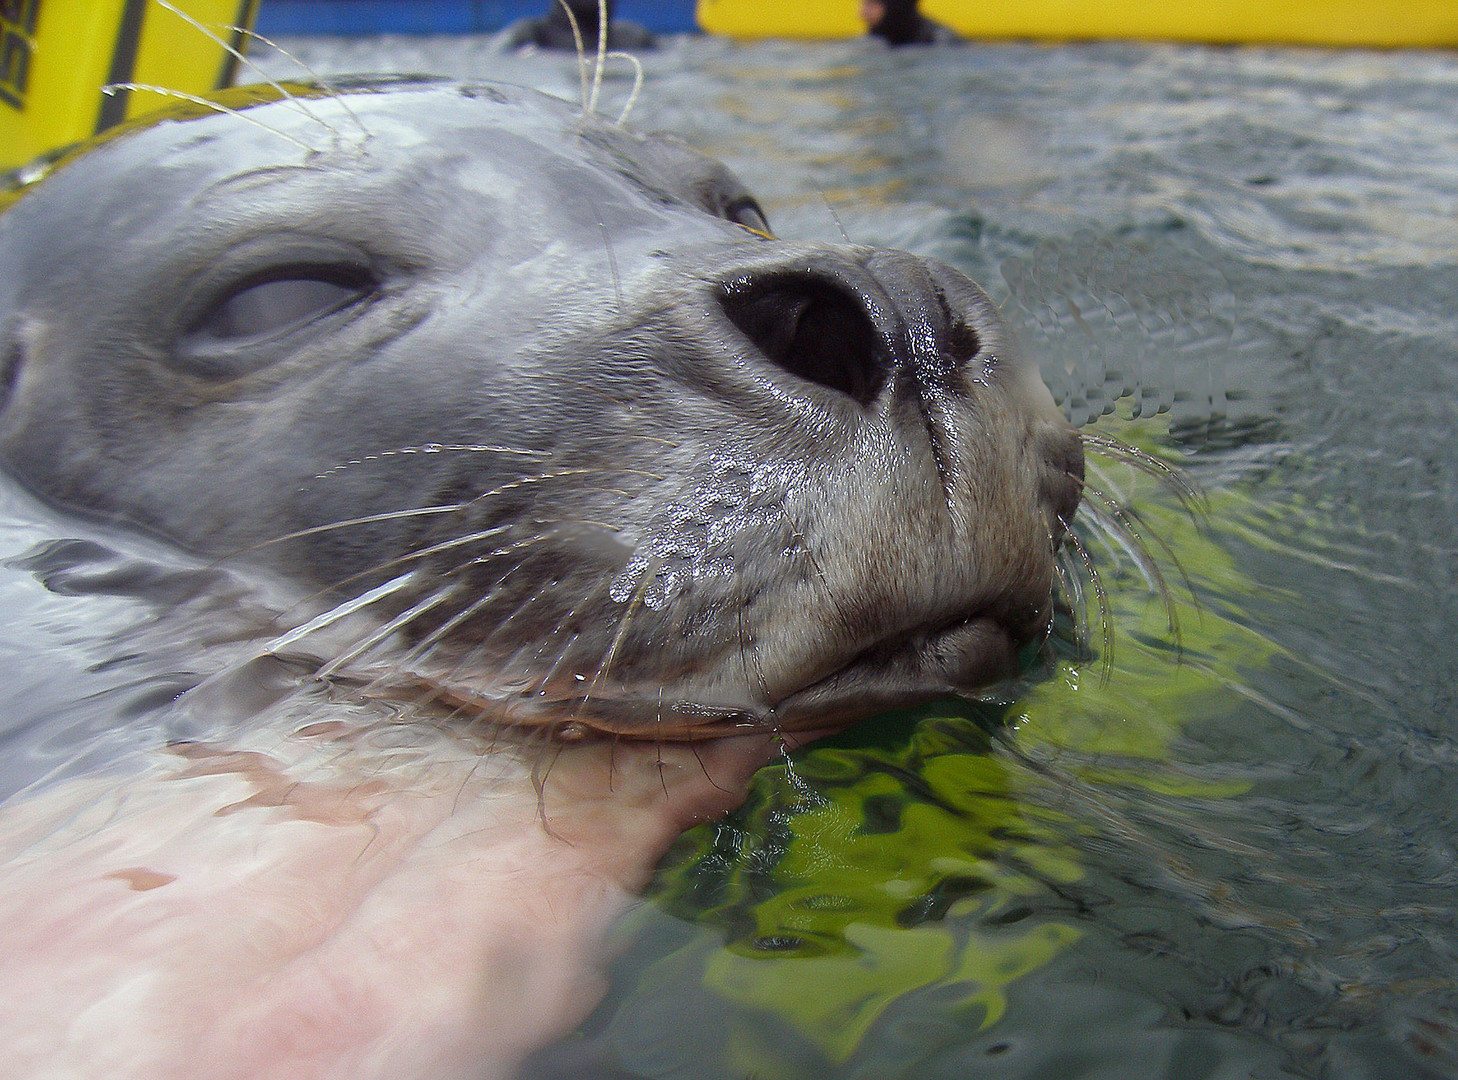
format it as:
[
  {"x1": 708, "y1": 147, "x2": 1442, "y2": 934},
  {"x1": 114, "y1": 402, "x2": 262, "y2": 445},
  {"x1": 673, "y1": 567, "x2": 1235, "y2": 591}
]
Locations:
[{"x1": 0, "y1": 81, "x2": 1082, "y2": 738}]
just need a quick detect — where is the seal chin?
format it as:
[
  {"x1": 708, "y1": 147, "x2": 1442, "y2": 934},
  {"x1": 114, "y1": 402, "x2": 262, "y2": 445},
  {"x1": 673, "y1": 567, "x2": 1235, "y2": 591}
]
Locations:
[{"x1": 772, "y1": 614, "x2": 1025, "y2": 721}]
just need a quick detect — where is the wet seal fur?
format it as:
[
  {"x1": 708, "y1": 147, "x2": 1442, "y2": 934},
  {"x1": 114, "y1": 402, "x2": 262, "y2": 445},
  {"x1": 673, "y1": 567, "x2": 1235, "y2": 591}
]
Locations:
[{"x1": 0, "y1": 79, "x2": 1083, "y2": 742}]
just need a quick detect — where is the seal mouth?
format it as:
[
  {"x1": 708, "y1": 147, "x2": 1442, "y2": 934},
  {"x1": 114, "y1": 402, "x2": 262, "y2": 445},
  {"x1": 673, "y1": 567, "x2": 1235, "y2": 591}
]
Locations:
[
  {"x1": 775, "y1": 610, "x2": 1034, "y2": 718},
  {"x1": 348, "y1": 601, "x2": 1047, "y2": 743}
]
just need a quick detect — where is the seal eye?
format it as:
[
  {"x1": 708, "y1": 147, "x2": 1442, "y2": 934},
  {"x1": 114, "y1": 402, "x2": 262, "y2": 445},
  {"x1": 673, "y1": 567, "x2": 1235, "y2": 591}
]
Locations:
[
  {"x1": 194, "y1": 269, "x2": 371, "y2": 344},
  {"x1": 175, "y1": 264, "x2": 376, "y2": 379},
  {"x1": 726, "y1": 198, "x2": 772, "y2": 238}
]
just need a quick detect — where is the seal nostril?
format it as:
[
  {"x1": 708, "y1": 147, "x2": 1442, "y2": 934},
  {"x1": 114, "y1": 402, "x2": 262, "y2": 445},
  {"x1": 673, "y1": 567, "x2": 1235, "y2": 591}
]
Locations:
[
  {"x1": 948, "y1": 319, "x2": 981, "y2": 366},
  {"x1": 929, "y1": 284, "x2": 983, "y2": 368},
  {"x1": 719, "y1": 275, "x2": 888, "y2": 407}
]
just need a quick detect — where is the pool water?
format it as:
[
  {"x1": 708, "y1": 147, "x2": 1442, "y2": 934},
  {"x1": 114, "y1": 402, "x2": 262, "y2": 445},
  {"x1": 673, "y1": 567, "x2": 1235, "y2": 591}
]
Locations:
[{"x1": 21, "y1": 31, "x2": 1458, "y2": 1080}]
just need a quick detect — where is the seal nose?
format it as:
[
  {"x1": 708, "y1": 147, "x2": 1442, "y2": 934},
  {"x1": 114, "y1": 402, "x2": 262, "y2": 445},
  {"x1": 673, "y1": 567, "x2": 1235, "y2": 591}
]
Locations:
[{"x1": 717, "y1": 252, "x2": 988, "y2": 407}]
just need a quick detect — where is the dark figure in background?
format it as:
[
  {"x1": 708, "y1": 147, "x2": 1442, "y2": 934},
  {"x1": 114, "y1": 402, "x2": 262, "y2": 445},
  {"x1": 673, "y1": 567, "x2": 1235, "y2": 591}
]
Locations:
[
  {"x1": 860, "y1": 0, "x2": 961, "y2": 45},
  {"x1": 503, "y1": 0, "x2": 657, "y2": 51}
]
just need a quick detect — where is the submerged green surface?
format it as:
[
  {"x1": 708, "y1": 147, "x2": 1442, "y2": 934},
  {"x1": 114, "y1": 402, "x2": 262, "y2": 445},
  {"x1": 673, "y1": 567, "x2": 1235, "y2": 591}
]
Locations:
[{"x1": 615, "y1": 421, "x2": 1286, "y2": 1076}]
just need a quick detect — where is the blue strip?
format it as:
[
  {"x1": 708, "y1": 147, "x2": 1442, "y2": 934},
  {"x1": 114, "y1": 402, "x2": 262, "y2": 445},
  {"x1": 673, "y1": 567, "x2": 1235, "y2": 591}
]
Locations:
[{"x1": 252, "y1": 0, "x2": 701, "y2": 37}]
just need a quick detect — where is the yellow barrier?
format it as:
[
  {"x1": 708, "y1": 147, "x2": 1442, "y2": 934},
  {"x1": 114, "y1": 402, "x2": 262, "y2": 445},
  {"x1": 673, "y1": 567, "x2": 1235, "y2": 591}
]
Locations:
[
  {"x1": 1, "y1": 0, "x2": 258, "y2": 171},
  {"x1": 696, "y1": 0, "x2": 1458, "y2": 46}
]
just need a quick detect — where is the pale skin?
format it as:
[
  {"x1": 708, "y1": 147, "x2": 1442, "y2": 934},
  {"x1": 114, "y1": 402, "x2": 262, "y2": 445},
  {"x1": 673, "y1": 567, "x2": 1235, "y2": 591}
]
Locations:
[{"x1": 0, "y1": 719, "x2": 818, "y2": 1079}]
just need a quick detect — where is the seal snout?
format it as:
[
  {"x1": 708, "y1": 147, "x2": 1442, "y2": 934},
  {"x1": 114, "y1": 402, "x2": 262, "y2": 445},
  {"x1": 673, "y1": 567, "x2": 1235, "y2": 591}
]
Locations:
[{"x1": 695, "y1": 248, "x2": 1086, "y2": 729}]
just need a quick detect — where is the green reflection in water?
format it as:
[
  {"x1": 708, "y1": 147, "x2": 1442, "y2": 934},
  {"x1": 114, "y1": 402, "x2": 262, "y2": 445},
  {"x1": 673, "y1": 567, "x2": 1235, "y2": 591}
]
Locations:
[{"x1": 640, "y1": 420, "x2": 1285, "y2": 1074}]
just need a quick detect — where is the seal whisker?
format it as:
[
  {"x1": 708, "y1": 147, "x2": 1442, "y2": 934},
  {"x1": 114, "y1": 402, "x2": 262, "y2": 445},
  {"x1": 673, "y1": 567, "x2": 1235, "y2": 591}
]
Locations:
[
  {"x1": 391, "y1": 573, "x2": 530, "y2": 671},
  {"x1": 306, "y1": 518, "x2": 615, "y2": 679},
  {"x1": 1080, "y1": 430, "x2": 1204, "y2": 510},
  {"x1": 1053, "y1": 542, "x2": 1094, "y2": 658},
  {"x1": 431, "y1": 567, "x2": 576, "y2": 681},
  {"x1": 312, "y1": 442, "x2": 549, "y2": 482},
  {"x1": 772, "y1": 498, "x2": 859, "y2": 639},
  {"x1": 530, "y1": 736, "x2": 575, "y2": 834},
  {"x1": 393, "y1": 557, "x2": 612, "y2": 710},
  {"x1": 149, "y1": 0, "x2": 349, "y2": 143},
  {"x1": 687, "y1": 736, "x2": 734, "y2": 795},
  {"x1": 251, "y1": 506, "x2": 477, "y2": 551},
  {"x1": 519, "y1": 626, "x2": 585, "y2": 696},
  {"x1": 263, "y1": 570, "x2": 421, "y2": 653},
  {"x1": 1031, "y1": 503, "x2": 1067, "y2": 652},
  {"x1": 235, "y1": 29, "x2": 374, "y2": 141},
  {"x1": 457, "y1": 466, "x2": 662, "y2": 506},
  {"x1": 597, "y1": 208, "x2": 625, "y2": 314},
  {"x1": 510, "y1": 581, "x2": 619, "y2": 692},
  {"x1": 248, "y1": 467, "x2": 642, "y2": 559},
  {"x1": 819, "y1": 192, "x2": 853, "y2": 244},
  {"x1": 1082, "y1": 456, "x2": 1195, "y2": 625},
  {"x1": 587, "y1": 0, "x2": 611, "y2": 116},
  {"x1": 448, "y1": 739, "x2": 492, "y2": 816},
  {"x1": 610, "y1": 52, "x2": 646, "y2": 126},
  {"x1": 314, "y1": 583, "x2": 461, "y2": 679},
  {"x1": 1061, "y1": 525, "x2": 1113, "y2": 682},
  {"x1": 355, "y1": 523, "x2": 519, "y2": 574},
  {"x1": 264, "y1": 525, "x2": 514, "y2": 625},
  {"x1": 575, "y1": 553, "x2": 656, "y2": 726},
  {"x1": 100, "y1": 85, "x2": 314, "y2": 152},
  {"x1": 1077, "y1": 495, "x2": 1180, "y2": 640},
  {"x1": 559, "y1": 1, "x2": 592, "y2": 112},
  {"x1": 266, "y1": 527, "x2": 569, "y2": 671},
  {"x1": 251, "y1": 537, "x2": 504, "y2": 655},
  {"x1": 733, "y1": 521, "x2": 772, "y2": 706},
  {"x1": 286, "y1": 514, "x2": 619, "y2": 650}
]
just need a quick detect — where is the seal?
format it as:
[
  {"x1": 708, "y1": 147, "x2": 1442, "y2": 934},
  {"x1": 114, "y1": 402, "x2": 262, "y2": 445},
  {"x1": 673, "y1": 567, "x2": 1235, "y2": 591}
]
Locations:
[
  {"x1": 0, "y1": 76, "x2": 1087, "y2": 1080},
  {"x1": 0, "y1": 79, "x2": 1083, "y2": 742}
]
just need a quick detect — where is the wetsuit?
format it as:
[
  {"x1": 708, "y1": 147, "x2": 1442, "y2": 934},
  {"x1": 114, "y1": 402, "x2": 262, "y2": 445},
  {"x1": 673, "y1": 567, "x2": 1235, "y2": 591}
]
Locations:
[
  {"x1": 868, "y1": 0, "x2": 961, "y2": 45},
  {"x1": 502, "y1": 0, "x2": 657, "y2": 51}
]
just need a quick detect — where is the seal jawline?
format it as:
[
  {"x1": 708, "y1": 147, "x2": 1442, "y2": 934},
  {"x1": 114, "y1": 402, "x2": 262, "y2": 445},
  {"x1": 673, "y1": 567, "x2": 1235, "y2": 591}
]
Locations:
[{"x1": 335, "y1": 611, "x2": 1031, "y2": 742}]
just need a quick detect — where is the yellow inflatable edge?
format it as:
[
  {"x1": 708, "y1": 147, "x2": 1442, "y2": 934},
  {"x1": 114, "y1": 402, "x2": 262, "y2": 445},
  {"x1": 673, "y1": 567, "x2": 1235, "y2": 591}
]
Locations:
[
  {"x1": 1, "y1": 0, "x2": 258, "y2": 172},
  {"x1": 696, "y1": 0, "x2": 1458, "y2": 47}
]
